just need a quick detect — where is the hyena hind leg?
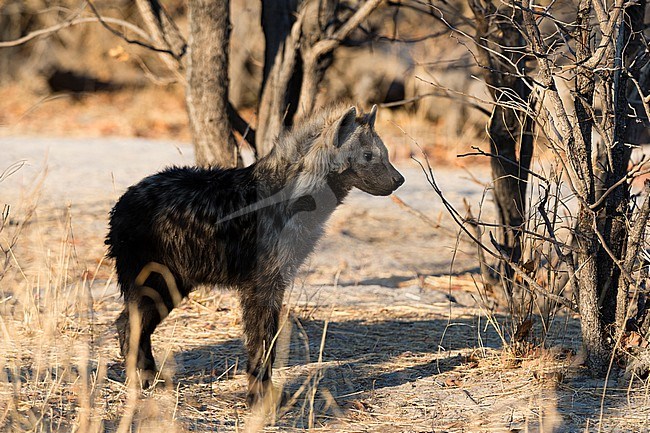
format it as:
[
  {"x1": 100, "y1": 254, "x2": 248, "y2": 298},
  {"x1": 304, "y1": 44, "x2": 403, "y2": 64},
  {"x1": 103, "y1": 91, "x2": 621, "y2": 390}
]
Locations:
[
  {"x1": 116, "y1": 298, "x2": 164, "y2": 389},
  {"x1": 116, "y1": 262, "x2": 187, "y2": 389}
]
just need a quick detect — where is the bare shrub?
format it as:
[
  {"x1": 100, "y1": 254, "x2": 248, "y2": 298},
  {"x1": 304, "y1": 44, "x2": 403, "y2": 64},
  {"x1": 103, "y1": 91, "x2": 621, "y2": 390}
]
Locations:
[{"x1": 424, "y1": 0, "x2": 650, "y2": 375}]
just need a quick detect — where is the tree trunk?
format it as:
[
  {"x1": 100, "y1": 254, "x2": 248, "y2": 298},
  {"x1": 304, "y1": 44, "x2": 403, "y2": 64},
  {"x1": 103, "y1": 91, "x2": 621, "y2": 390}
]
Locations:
[
  {"x1": 468, "y1": 0, "x2": 535, "y2": 320},
  {"x1": 606, "y1": 0, "x2": 647, "y2": 332},
  {"x1": 257, "y1": 0, "x2": 303, "y2": 157},
  {"x1": 256, "y1": 0, "x2": 382, "y2": 155},
  {"x1": 571, "y1": 0, "x2": 611, "y2": 374},
  {"x1": 573, "y1": 0, "x2": 646, "y2": 372},
  {"x1": 186, "y1": 0, "x2": 238, "y2": 168},
  {"x1": 261, "y1": 0, "x2": 300, "y2": 91},
  {"x1": 296, "y1": 0, "x2": 337, "y2": 118},
  {"x1": 617, "y1": 0, "x2": 649, "y2": 331},
  {"x1": 575, "y1": 205, "x2": 610, "y2": 374}
]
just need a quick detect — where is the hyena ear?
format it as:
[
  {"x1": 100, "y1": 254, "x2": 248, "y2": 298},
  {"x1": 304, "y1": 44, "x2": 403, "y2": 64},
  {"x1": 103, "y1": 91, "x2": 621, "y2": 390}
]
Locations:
[
  {"x1": 366, "y1": 104, "x2": 378, "y2": 128},
  {"x1": 332, "y1": 106, "x2": 358, "y2": 148}
]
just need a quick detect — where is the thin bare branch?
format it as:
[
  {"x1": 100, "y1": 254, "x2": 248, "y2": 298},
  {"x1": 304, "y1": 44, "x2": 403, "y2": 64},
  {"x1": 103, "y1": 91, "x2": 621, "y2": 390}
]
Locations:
[
  {"x1": 299, "y1": 0, "x2": 385, "y2": 115},
  {"x1": 391, "y1": 194, "x2": 460, "y2": 238},
  {"x1": 489, "y1": 233, "x2": 578, "y2": 311},
  {"x1": 0, "y1": 16, "x2": 153, "y2": 48},
  {"x1": 592, "y1": 218, "x2": 636, "y2": 286},
  {"x1": 457, "y1": 146, "x2": 548, "y2": 183},
  {"x1": 86, "y1": 1, "x2": 181, "y2": 56},
  {"x1": 134, "y1": 0, "x2": 186, "y2": 59},
  {"x1": 629, "y1": 74, "x2": 650, "y2": 123},
  {"x1": 590, "y1": 163, "x2": 650, "y2": 211},
  {"x1": 308, "y1": 0, "x2": 384, "y2": 59},
  {"x1": 134, "y1": 0, "x2": 186, "y2": 80},
  {"x1": 379, "y1": 89, "x2": 491, "y2": 116},
  {"x1": 521, "y1": 0, "x2": 591, "y2": 200},
  {"x1": 413, "y1": 155, "x2": 502, "y2": 261}
]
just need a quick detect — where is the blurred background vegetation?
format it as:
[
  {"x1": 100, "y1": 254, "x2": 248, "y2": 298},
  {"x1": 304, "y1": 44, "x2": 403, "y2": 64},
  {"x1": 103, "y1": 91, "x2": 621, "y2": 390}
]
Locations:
[{"x1": 0, "y1": 0, "x2": 490, "y2": 159}]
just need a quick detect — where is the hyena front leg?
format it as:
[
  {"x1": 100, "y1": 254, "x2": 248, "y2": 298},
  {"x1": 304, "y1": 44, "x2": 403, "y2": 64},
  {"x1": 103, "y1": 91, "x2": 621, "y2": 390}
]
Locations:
[{"x1": 240, "y1": 286, "x2": 285, "y2": 408}]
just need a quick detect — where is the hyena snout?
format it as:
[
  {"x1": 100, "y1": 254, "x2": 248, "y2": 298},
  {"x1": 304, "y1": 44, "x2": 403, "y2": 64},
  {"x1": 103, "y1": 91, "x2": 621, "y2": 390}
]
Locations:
[
  {"x1": 391, "y1": 171, "x2": 405, "y2": 189},
  {"x1": 381, "y1": 164, "x2": 405, "y2": 193},
  {"x1": 359, "y1": 164, "x2": 404, "y2": 196}
]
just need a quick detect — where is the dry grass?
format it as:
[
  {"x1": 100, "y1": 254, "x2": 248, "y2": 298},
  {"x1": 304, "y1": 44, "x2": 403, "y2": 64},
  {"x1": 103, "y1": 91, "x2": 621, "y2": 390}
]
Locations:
[
  {"x1": 1, "y1": 128, "x2": 649, "y2": 432},
  {"x1": 2, "y1": 187, "x2": 650, "y2": 433}
]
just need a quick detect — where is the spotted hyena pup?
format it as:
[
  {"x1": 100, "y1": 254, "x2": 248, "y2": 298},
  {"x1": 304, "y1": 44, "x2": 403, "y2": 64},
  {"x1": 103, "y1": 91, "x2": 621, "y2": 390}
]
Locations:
[{"x1": 105, "y1": 105, "x2": 404, "y2": 407}]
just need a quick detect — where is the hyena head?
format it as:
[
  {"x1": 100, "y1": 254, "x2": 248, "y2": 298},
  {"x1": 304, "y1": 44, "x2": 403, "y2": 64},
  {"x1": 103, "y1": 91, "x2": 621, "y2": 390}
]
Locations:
[{"x1": 329, "y1": 105, "x2": 404, "y2": 196}]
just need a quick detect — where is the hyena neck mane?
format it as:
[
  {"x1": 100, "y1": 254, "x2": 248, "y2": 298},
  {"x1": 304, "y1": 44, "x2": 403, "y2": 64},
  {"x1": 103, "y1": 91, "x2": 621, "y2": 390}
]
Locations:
[{"x1": 253, "y1": 106, "x2": 354, "y2": 204}]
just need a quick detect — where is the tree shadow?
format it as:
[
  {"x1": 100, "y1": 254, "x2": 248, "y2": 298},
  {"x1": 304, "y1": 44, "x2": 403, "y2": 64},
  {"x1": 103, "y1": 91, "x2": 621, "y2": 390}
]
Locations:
[{"x1": 336, "y1": 266, "x2": 484, "y2": 288}]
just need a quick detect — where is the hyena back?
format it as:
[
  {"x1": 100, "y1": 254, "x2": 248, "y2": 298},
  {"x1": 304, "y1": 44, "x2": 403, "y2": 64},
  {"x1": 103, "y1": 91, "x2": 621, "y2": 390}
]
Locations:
[{"x1": 105, "y1": 105, "x2": 404, "y2": 407}]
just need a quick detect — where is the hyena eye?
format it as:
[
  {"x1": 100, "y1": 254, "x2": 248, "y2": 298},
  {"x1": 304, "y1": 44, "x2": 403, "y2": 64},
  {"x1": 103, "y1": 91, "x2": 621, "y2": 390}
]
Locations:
[{"x1": 363, "y1": 151, "x2": 373, "y2": 162}]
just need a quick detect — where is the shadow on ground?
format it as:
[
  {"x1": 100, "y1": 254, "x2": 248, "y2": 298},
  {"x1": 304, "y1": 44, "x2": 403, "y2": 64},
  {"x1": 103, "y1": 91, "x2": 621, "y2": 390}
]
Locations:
[
  {"x1": 169, "y1": 313, "x2": 503, "y2": 429},
  {"x1": 154, "y1": 309, "x2": 646, "y2": 433}
]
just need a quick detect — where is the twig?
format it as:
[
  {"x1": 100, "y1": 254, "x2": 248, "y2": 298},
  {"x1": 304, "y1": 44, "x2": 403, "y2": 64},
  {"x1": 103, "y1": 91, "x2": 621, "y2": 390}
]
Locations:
[
  {"x1": 537, "y1": 184, "x2": 573, "y2": 262},
  {"x1": 457, "y1": 146, "x2": 549, "y2": 183},
  {"x1": 590, "y1": 163, "x2": 650, "y2": 211},
  {"x1": 87, "y1": 1, "x2": 179, "y2": 56},
  {"x1": 132, "y1": 54, "x2": 179, "y2": 85},
  {"x1": 414, "y1": 75, "x2": 501, "y2": 114},
  {"x1": 298, "y1": 0, "x2": 384, "y2": 115},
  {"x1": 134, "y1": 0, "x2": 186, "y2": 80},
  {"x1": 489, "y1": 233, "x2": 578, "y2": 311},
  {"x1": 134, "y1": 0, "x2": 186, "y2": 59},
  {"x1": 380, "y1": 89, "x2": 491, "y2": 116},
  {"x1": 591, "y1": 218, "x2": 636, "y2": 287},
  {"x1": 469, "y1": 219, "x2": 575, "y2": 251},
  {"x1": 464, "y1": 199, "x2": 500, "y2": 287},
  {"x1": 0, "y1": 16, "x2": 153, "y2": 48},
  {"x1": 628, "y1": 75, "x2": 650, "y2": 125},
  {"x1": 390, "y1": 194, "x2": 457, "y2": 237},
  {"x1": 311, "y1": 0, "x2": 385, "y2": 58},
  {"x1": 412, "y1": 155, "x2": 501, "y2": 261}
]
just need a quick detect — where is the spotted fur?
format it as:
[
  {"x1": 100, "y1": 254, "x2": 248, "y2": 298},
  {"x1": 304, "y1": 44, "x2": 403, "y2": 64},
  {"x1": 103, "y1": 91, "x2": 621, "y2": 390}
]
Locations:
[{"x1": 105, "y1": 105, "x2": 404, "y2": 406}]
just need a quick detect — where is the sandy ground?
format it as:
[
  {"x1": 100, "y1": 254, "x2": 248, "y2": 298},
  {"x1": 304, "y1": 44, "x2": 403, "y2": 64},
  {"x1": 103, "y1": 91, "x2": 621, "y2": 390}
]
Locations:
[
  {"x1": 1, "y1": 136, "x2": 649, "y2": 432},
  {"x1": 1, "y1": 135, "x2": 488, "y2": 286}
]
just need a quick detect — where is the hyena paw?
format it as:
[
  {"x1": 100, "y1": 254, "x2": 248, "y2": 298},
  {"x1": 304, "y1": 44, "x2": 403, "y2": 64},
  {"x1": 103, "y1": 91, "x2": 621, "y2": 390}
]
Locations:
[
  {"x1": 138, "y1": 368, "x2": 158, "y2": 390},
  {"x1": 246, "y1": 380, "x2": 280, "y2": 411}
]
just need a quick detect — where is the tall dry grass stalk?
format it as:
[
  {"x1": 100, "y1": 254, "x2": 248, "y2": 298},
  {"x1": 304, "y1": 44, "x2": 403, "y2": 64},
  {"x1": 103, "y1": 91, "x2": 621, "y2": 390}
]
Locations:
[{"x1": 0, "y1": 165, "x2": 190, "y2": 432}]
